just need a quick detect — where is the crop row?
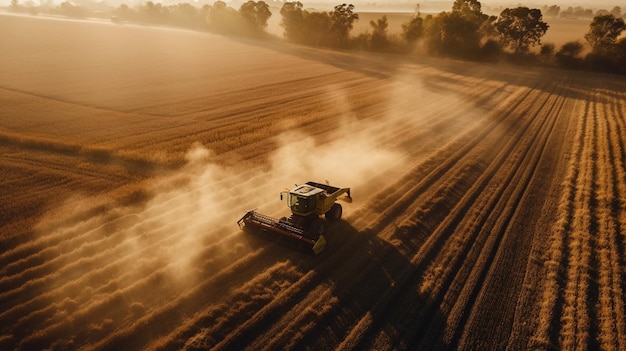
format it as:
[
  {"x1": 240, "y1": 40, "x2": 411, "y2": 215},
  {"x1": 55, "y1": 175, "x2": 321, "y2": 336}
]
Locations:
[
  {"x1": 166, "y1": 67, "x2": 569, "y2": 350},
  {"x1": 373, "y1": 74, "x2": 565, "y2": 349},
  {"x1": 531, "y1": 81, "x2": 626, "y2": 350}
]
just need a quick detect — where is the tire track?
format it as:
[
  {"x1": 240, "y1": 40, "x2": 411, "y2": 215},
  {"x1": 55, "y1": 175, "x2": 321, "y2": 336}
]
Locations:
[
  {"x1": 332, "y1": 78, "x2": 540, "y2": 345},
  {"x1": 558, "y1": 94, "x2": 598, "y2": 351},
  {"x1": 449, "y1": 76, "x2": 569, "y2": 350},
  {"x1": 393, "y1": 77, "x2": 562, "y2": 350},
  {"x1": 529, "y1": 95, "x2": 589, "y2": 350},
  {"x1": 351, "y1": 81, "x2": 532, "y2": 235},
  {"x1": 592, "y1": 91, "x2": 625, "y2": 350},
  {"x1": 608, "y1": 89, "x2": 626, "y2": 350},
  {"x1": 527, "y1": 80, "x2": 626, "y2": 350}
]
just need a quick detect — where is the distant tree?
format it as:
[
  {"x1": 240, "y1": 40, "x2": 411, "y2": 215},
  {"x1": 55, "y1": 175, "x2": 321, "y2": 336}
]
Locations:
[
  {"x1": 558, "y1": 41, "x2": 584, "y2": 56},
  {"x1": 538, "y1": 42, "x2": 555, "y2": 64},
  {"x1": 555, "y1": 41, "x2": 584, "y2": 68},
  {"x1": 610, "y1": 6, "x2": 622, "y2": 18},
  {"x1": 595, "y1": 9, "x2": 610, "y2": 17},
  {"x1": 280, "y1": 3, "x2": 335, "y2": 46},
  {"x1": 369, "y1": 15, "x2": 389, "y2": 50},
  {"x1": 209, "y1": 0, "x2": 226, "y2": 27},
  {"x1": 239, "y1": 1, "x2": 272, "y2": 32},
  {"x1": 494, "y1": 7, "x2": 548, "y2": 54},
  {"x1": 540, "y1": 42, "x2": 555, "y2": 56},
  {"x1": 423, "y1": 1, "x2": 492, "y2": 59},
  {"x1": 280, "y1": 1, "x2": 305, "y2": 42},
  {"x1": 560, "y1": 6, "x2": 593, "y2": 19},
  {"x1": 479, "y1": 39, "x2": 502, "y2": 61},
  {"x1": 402, "y1": 14, "x2": 424, "y2": 43},
  {"x1": 303, "y1": 11, "x2": 331, "y2": 46},
  {"x1": 140, "y1": 1, "x2": 165, "y2": 24},
  {"x1": 59, "y1": 1, "x2": 87, "y2": 18},
  {"x1": 423, "y1": 13, "x2": 455, "y2": 56},
  {"x1": 452, "y1": 0, "x2": 482, "y2": 15},
  {"x1": 447, "y1": 11, "x2": 483, "y2": 55},
  {"x1": 422, "y1": 14, "x2": 443, "y2": 54},
  {"x1": 560, "y1": 7, "x2": 573, "y2": 19},
  {"x1": 613, "y1": 38, "x2": 626, "y2": 73},
  {"x1": 168, "y1": 3, "x2": 203, "y2": 29},
  {"x1": 421, "y1": 0, "x2": 494, "y2": 58},
  {"x1": 452, "y1": 0, "x2": 491, "y2": 26},
  {"x1": 584, "y1": 14, "x2": 626, "y2": 53},
  {"x1": 208, "y1": 1, "x2": 241, "y2": 34},
  {"x1": 478, "y1": 16, "x2": 498, "y2": 40},
  {"x1": 114, "y1": 4, "x2": 135, "y2": 21},
  {"x1": 329, "y1": 3, "x2": 359, "y2": 47},
  {"x1": 201, "y1": 3, "x2": 211, "y2": 17},
  {"x1": 544, "y1": 5, "x2": 560, "y2": 18},
  {"x1": 545, "y1": 5, "x2": 558, "y2": 15}
]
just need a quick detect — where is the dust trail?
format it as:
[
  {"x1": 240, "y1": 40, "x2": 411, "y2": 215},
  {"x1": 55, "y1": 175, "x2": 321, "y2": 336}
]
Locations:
[
  {"x1": 23, "y1": 70, "x2": 499, "y2": 300},
  {"x1": 269, "y1": 130, "x2": 404, "y2": 194},
  {"x1": 12, "y1": 84, "x2": 408, "y2": 345},
  {"x1": 6, "y1": 68, "x2": 510, "y2": 349},
  {"x1": 26, "y1": 76, "x2": 479, "y2": 296}
]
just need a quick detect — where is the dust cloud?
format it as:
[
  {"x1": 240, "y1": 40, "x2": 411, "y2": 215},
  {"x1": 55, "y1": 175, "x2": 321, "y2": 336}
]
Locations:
[
  {"x1": 31, "y1": 68, "x2": 502, "y2": 323},
  {"x1": 33, "y1": 87, "x2": 408, "y2": 316},
  {"x1": 270, "y1": 130, "x2": 403, "y2": 192},
  {"x1": 20, "y1": 63, "x2": 500, "y2": 344}
]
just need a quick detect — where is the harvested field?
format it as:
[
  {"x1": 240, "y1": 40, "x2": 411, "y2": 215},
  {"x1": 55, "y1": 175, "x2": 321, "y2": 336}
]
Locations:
[{"x1": 1, "y1": 13, "x2": 625, "y2": 350}]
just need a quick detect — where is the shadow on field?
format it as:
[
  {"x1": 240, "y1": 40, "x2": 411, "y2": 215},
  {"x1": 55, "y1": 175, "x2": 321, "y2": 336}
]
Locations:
[
  {"x1": 230, "y1": 36, "x2": 400, "y2": 80},
  {"x1": 240, "y1": 36, "x2": 626, "y2": 106},
  {"x1": 244, "y1": 218, "x2": 449, "y2": 350},
  {"x1": 417, "y1": 58, "x2": 626, "y2": 104},
  {"x1": 0, "y1": 131, "x2": 175, "y2": 175}
]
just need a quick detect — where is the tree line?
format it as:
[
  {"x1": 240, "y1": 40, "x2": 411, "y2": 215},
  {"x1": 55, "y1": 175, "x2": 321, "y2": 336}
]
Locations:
[
  {"x1": 541, "y1": 5, "x2": 623, "y2": 20},
  {"x1": 8, "y1": 0, "x2": 626, "y2": 74}
]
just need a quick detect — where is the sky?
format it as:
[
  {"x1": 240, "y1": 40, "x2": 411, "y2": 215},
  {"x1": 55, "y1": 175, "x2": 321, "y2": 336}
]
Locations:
[
  {"x1": 0, "y1": 0, "x2": 621, "y2": 13},
  {"x1": 480, "y1": 1, "x2": 620, "y2": 8},
  {"x1": 0, "y1": 0, "x2": 620, "y2": 6}
]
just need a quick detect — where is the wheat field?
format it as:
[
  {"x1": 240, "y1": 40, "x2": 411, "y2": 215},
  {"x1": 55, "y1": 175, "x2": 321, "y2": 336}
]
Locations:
[{"x1": 1, "y1": 13, "x2": 625, "y2": 350}]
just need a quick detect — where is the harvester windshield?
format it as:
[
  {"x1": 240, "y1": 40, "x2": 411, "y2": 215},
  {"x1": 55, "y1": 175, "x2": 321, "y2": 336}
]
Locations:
[
  {"x1": 288, "y1": 194, "x2": 316, "y2": 214},
  {"x1": 285, "y1": 184, "x2": 325, "y2": 215}
]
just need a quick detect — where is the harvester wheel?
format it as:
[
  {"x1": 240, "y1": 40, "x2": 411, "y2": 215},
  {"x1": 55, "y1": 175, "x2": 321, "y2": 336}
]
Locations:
[
  {"x1": 325, "y1": 203, "x2": 342, "y2": 222},
  {"x1": 307, "y1": 219, "x2": 326, "y2": 238}
]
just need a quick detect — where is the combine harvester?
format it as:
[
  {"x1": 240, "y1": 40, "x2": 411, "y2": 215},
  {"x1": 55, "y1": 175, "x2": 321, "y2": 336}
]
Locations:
[{"x1": 237, "y1": 181, "x2": 352, "y2": 255}]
